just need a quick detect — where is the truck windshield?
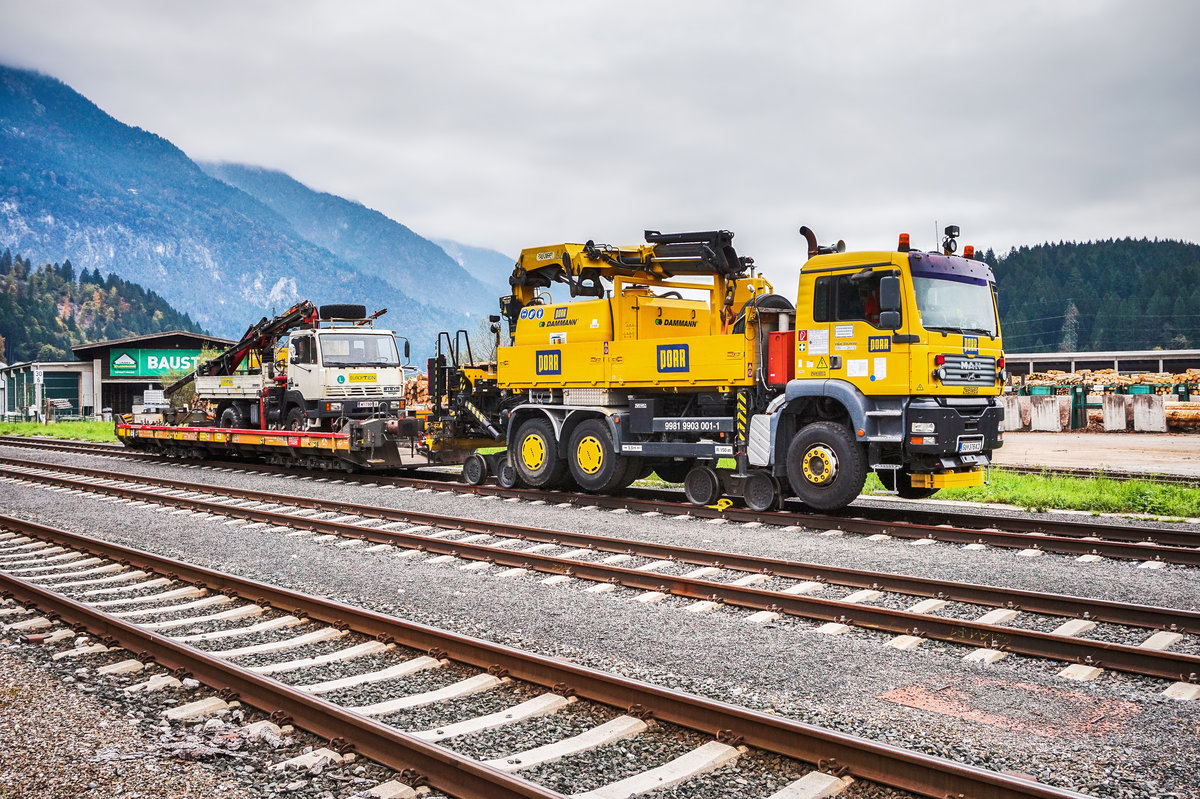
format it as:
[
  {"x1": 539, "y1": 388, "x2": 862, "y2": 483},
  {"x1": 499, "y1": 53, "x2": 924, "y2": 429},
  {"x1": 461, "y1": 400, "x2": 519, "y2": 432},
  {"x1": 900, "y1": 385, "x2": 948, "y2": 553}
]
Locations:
[
  {"x1": 913, "y1": 275, "x2": 998, "y2": 338},
  {"x1": 319, "y1": 333, "x2": 400, "y2": 367}
]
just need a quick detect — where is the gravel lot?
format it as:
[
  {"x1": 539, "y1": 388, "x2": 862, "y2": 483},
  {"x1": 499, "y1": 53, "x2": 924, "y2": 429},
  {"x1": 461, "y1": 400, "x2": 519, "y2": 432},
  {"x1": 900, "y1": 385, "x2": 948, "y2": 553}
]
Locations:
[{"x1": 2, "y1": 443, "x2": 1199, "y2": 798}]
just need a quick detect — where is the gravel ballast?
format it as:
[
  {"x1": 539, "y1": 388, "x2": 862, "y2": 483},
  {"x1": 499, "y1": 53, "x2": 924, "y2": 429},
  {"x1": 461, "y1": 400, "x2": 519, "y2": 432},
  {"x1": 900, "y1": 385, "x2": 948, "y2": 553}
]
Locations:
[{"x1": 1, "y1": 444, "x2": 1199, "y2": 798}]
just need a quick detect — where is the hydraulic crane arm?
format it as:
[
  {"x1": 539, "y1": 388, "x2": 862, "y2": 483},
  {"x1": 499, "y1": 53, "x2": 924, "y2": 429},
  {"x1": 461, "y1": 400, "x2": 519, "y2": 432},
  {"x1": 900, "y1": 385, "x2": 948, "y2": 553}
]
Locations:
[
  {"x1": 164, "y1": 300, "x2": 318, "y2": 397},
  {"x1": 501, "y1": 229, "x2": 752, "y2": 324}
]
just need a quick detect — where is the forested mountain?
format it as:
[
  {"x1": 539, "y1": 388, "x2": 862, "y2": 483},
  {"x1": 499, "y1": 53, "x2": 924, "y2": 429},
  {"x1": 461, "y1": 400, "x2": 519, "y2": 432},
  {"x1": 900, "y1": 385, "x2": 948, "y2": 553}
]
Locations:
[
  {"x1": 0, "y1": 64, "x2": 467, "y2": 354},
  {"x1": 989, "y1": 238, "x2": 1200, "y2": 353},
  {"x1": 0, "y1": 249, "x2": 204, "y2": 363},
  {"x1": 201, "y1": 164, "x2": 498, "y2": 317}
]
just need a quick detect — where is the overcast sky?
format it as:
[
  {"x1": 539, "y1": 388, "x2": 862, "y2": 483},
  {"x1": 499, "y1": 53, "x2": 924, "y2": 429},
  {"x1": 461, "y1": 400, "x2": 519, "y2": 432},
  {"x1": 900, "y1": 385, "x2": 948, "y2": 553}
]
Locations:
[{"x1": 2, "y1": 1, "x2": 1197, "y2": 292}]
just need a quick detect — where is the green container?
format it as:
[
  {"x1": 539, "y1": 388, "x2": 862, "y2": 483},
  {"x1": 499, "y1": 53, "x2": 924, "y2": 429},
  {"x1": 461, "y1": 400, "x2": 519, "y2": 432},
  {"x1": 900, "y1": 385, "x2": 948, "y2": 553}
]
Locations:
[
  {"x1": 1126, "y1": 385, "x2": 1152, "y2": 395},
  {"x1": 1028, "y1": 386, "x2": 1054, "y2": 396}
]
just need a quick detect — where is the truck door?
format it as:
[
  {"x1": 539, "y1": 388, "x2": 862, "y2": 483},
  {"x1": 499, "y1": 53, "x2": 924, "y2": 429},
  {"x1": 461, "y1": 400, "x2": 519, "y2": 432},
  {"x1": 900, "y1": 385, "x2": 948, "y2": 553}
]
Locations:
[{"x1": 797, "y1": 269, "x2": 907, "y2": 395}]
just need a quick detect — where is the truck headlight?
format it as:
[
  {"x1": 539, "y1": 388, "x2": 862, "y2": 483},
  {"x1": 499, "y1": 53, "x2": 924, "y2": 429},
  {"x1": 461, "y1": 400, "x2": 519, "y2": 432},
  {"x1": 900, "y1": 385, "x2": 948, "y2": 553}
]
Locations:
[
  {"x1": 325, "y1": 402, "x2": 342, "y2": 412},
  {"x1": 911, "y1": 422, "x2": 936, "y2": 434}
]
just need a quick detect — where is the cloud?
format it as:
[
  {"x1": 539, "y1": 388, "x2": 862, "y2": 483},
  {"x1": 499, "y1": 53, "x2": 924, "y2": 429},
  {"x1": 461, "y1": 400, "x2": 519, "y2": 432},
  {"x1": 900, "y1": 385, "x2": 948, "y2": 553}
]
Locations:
[{"x1": 1, "y1": 0, "x2": 1197, "y2": 290}]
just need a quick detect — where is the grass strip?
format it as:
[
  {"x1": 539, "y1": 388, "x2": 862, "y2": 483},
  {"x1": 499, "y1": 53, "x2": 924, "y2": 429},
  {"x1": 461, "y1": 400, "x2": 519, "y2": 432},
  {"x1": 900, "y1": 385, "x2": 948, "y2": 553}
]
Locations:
[
  {"x1": 0, "y1": 421, "x2": 118, "y2": 443},
  {"x1": 866, "y1": 469, "x2": 1200, "y2": 518}
]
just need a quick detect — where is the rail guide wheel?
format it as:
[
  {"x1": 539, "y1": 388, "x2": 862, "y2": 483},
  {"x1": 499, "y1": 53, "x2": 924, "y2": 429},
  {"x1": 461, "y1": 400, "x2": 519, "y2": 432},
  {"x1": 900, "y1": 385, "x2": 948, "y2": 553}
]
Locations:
[
  {"x1": 496, "y1": 460, "x2": 521, "y2": 489},
  {"x1": 462, "y1": 453, "x2": 489, "y2": 486},
  {"x1": 743, "y1": 469, "x2": 781, "y2": 512},
  {"x1": 683, "y1": 464, "x2": 721, "y2": 506}
]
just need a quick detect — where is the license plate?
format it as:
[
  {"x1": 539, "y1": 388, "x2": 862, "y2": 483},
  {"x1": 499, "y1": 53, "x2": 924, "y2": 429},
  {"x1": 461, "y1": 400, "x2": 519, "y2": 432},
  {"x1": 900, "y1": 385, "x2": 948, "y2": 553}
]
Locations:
[
  {"x1": 357, "y1": 401, "x2": 376, "y2": 408},
  {"x1": 958, "y1": 439, "x2": 983, "y2": 453}
]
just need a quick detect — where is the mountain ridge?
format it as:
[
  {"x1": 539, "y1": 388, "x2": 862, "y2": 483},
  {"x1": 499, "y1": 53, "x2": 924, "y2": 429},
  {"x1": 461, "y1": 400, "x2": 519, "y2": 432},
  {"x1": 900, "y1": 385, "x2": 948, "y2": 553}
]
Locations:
[{"x1": 0, "y1": 64, "x2": 470, "y2": 355}]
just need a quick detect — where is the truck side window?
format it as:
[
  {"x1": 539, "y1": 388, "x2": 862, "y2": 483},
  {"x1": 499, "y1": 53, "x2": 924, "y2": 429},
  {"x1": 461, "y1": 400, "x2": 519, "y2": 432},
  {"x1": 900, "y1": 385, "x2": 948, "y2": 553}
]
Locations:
[
  {"x1": 293, "y1": 337, "x2": 315, "y2": 365},
  {"x1": 813, "y1": 277, "x2": 831, "y2": 322},
  {"x1": 834, "y1": 273, "x2": 890, "y2": 328}
]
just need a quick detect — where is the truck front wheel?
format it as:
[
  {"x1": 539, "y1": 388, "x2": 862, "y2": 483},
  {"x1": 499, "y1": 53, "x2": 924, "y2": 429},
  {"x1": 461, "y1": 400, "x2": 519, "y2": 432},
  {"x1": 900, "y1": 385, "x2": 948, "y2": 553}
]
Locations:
[
  {"x1": 786, "y1": 422, "x2": 867, "y2": 511},
  {"x1": 512, "y1": 418, "x2": 567, "y2": 488},
  {"x1": 285, "y1": 408, "x2": 307, "y2": 431}
]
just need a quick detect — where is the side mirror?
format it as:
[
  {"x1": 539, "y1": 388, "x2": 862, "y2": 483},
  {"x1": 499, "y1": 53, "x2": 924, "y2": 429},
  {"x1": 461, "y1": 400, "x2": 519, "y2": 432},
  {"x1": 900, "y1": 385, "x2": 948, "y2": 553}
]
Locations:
[
  {"x1": 404, "y1": 340, "x2": 411, "y2": 359},
  {"x1": 878, "y1": 310, "x2": 901, "y2": 330},
  {"x1": 289, "y1": 355, "x2": 298, "y2": 365},
  {"x1": 879, "y1": 275, "x2": 901, "y2": 312}
]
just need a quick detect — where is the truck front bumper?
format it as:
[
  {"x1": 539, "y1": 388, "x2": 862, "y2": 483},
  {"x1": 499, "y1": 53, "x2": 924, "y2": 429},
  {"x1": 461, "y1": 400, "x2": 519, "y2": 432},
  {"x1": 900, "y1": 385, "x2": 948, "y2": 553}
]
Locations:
[
  {"x1": 904, "y1": 396, "x2": 1003, "y2": 472},
  {"x1": 311, "y1": 398, "x2": 405, "y2": 421}
]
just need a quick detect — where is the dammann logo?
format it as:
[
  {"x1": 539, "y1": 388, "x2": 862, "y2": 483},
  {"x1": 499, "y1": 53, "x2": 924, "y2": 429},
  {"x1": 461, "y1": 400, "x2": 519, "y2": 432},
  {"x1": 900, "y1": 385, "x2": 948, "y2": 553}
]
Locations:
[
  {"x1": 535, "y1": 349, "x2": 562, "y2": 375},
  {"x1": 554, "y1": 307, "x2": 568, "y2": 320},
  {"x1": 867, "y1": 336, "x2": 891, "y2": 353},
  {"x1": 963, "y1": 336, "x2": 979, "y2": 356},
  {"x1": 656, "y1": 344, "x2": 689, "y2": 373}
]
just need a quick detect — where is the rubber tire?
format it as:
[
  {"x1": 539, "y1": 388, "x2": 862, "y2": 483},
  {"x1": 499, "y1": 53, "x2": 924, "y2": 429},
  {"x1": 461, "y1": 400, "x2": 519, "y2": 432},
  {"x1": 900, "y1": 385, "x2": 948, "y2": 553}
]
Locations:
[
  {"x1": 732, "y1": 293, "x2": 795, "y2": 334},
  {"x1": 496, "y1": 460, "x2": 521, "y2": 489},
  {"x1": 652, "y1": 459, "x2": 694, "y2": 484},
  {"x1": 567, "y1": 419, "x2": 629, "y2": 493},
  {"x1": 285, "y1": 408, "x2": 307, "y2": 432},
  {"x1": 512, "y1": 418, "x2": 566, "y2": 488},
  {"x1": 319, "y1": 303, "x2": 367, "y2": 320},
  {"x1": 743, "y1": 470, "x2": 781, "y2": 512},
  {"x1": 786, "y1": 422, "x2": 868, "y2": 511},
  {"x1": 683, "y1": 465, "x2": 721, "y2": 506},
  {"x1": 878, "y1": 468, "x2": 939, "y2": 500},
  {"x1": 219, "y1": 406, "x2": 246, "y2": 429},
  {"x1": 462, "y1": 453, "x2": 489, "y2": 486}
]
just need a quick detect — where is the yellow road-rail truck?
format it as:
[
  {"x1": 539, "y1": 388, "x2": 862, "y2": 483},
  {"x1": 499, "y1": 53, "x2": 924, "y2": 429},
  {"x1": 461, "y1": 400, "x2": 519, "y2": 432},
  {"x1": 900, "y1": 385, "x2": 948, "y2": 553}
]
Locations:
[{"x1": 472, "y1": 226, "x2": 1004, "y2": 512}]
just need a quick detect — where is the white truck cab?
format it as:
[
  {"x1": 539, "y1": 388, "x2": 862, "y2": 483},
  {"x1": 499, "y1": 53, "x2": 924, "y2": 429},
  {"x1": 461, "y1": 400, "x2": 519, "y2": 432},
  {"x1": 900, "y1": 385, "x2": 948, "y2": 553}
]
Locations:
[
  {"x1": 189, "y1": 302, "x2": 411, "y2": 431},
  {"x1": 283, "y1": 327, "x2": 407, "y2": 429}
]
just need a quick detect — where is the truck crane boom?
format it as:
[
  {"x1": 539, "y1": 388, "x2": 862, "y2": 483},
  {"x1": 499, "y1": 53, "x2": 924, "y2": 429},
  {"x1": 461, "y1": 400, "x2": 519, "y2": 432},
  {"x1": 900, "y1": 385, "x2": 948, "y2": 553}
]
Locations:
[{"x1": 164, "y1": 300, "x2": 317, "y2": 397}]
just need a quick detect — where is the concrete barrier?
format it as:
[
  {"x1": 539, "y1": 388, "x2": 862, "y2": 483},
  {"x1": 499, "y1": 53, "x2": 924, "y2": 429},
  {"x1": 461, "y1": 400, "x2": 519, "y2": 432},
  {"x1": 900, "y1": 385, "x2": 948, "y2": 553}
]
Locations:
[
  {"x1": 1132, "y1": 395, "x2": 1167, "y2": 432},
  {"x1": 1030, "y1": 396, "x2": 1062, "y2": 432},
  {"x1": 1102, "y1": 395, "x2": 1131, "y2": 431},
  {"x1": 999, "y1": 396, "x2": 1022, "y2": 431}
]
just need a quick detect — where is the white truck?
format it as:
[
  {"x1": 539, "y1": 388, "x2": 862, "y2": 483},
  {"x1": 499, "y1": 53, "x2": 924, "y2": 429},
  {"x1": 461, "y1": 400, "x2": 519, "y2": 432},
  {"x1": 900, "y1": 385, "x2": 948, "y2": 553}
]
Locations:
[{"x1": 169, "y1": 301, "x2": 411, "y2": 431}]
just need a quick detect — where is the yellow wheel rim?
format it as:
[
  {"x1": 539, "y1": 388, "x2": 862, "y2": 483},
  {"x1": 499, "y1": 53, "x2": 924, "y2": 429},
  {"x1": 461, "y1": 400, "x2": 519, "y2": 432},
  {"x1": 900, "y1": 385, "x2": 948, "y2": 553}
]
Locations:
[
  {"x1": 801, "y1": 445, "x2": 837, "y2": 485},
  {"x1": 576, "y1": 435, "x2": 605, "y2": 475},
  {"x1": 520, "y1": 433, "x2": 547, "y2": 471}
]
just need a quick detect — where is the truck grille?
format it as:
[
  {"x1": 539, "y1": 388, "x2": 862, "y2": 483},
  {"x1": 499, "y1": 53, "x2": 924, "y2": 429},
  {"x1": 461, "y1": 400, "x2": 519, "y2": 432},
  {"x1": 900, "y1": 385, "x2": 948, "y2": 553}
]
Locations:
[
  {"x1": 941, "y1": 354, "x2": 996, "y2": 386},
  {"x1": 327, "y1": 386, "x2": 374, "y2": 397}
]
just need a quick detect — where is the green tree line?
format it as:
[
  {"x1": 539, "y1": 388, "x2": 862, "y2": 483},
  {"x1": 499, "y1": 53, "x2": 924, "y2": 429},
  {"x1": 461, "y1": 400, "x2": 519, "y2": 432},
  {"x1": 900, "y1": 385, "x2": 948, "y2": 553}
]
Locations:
[
  {"x1": 0, "y1": 249, "x2": 206, "y2": 363},
  {"x1": 988, "y1": 238, "x2": 1200, "y2": 353}
]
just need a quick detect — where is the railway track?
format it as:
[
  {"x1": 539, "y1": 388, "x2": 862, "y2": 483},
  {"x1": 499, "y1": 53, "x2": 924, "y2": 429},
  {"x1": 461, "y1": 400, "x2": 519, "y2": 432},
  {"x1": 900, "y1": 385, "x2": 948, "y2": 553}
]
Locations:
[
  {"x1": 3, "y1": 458, "x2": 1199, "y2": 691},
  {"x1": 2, "y1": 436, "x2": 1199, "y2": 557},
  {"x1": 0, "y1": 513, "x2": 1092, "y2": 799},
  {"x1": 3, "y1": 444, "x2": 1200, "y2": 565},
  {"x1": 997, "y1": 463, "x2": 1200, "y2": 488}
]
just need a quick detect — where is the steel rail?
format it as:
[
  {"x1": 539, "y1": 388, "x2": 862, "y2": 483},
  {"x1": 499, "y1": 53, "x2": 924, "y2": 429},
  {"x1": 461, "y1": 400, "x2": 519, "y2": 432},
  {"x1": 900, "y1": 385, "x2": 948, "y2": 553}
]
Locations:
[
  {"x1": 0, "y1": 514, "x2": 1091, "y2": 799},
  {"x1": 4, "y1": 470, "x2": 1198, "y2": 684},
  {"x1": 3, "y1": 435, "x2": 1198, "y2": 551},
  {"x1": 0, "y1": 571, "x2": 562, "y2": 798},
  {"x1": 997, "y1": 463, "x2": 1200, "y2": 488},
  {"x1": 2, "y1": 456, "x2": 1196, "y2": 634}
]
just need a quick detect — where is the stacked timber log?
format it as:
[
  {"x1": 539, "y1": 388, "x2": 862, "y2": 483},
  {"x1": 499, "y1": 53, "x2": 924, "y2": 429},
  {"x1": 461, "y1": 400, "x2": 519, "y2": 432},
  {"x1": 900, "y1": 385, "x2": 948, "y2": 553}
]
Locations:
[
  {"x1": 1021, "y1": 368, "x2": 1200, "y2": 390},
  {"x1": 405, "y1": 374, "x2": 430, "y2": 406}
]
